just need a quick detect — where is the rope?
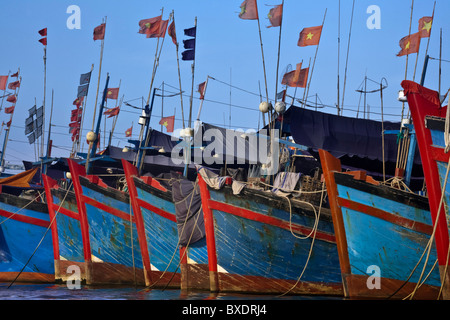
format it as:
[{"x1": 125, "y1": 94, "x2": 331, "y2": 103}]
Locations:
[
  {"x1": 0, "y1": 190, "x2": 46, "y2": 226},
  {"x1": 278, "y1": 182, "x2": 326, "y2": 296},
  {"x1": 7, "y1": 182, "x2": 73, "y2": 288}
]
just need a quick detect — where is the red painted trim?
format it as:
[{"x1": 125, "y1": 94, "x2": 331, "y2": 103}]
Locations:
[
  {"x1": 431, "y1": 146, "x2": 450, "y2": 163},
  {"x1": 137, "y1": 198, "x2": 176, "y2": 222},
  {"x1": 51, "y1": 204, "x2": 79, "y2": 220},
  {"x1": 43, "y1": 174, "x2": 60, "y2": 261},
  {"x1": 82, "y1": 195, "x2": 135, "y2": 223},
  {"x1": 402, "y1": 80, "x2": 450, "y2": 266},
  {"x1": 121, "y1": 159, "x2": 152, "y2": 286},
  {"x1": 68, "y1": 159, "x2": 92, "y2": 263},
  {"x1": 0, "y1": 208, "x2": 49, "y2": 228},
  {"x1": 319, "y1": 149, "x2": 351, "y2": 279},
  {"x1": 197, "y1": 173, "x2": 218, "y2": 275},
  {"x1": 337, "y1": 197, "x2": 433, "y2": 235},
  {"x1": 208, "y1": 200, "x2": 335, "y2": 243}
]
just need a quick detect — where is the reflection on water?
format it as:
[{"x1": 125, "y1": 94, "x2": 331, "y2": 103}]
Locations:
[{"x1": 0, "y1": 282, "x2": 334, "y2": 300}]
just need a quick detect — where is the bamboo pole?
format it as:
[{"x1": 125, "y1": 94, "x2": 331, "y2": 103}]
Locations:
[
  {"x1": 91, "y1": 17, "x2": 107, "y2": 131},
  {"x1": 274, "y1": 0, "x2": 284, "y2": 105},
  {"x1": 172, "y1": 11, "x2": 186, "y2": 129},
  {"x1": 304, "y1": 9, "x2": 327, "y2": 109},
  {"x1": 188, "y1": 16, "x2": 197, "y2": 129}
]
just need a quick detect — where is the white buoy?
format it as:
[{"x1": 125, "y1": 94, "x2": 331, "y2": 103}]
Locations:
[
  {"x1": 86, "y1": 131, "x2": 97, "y2": 143},
  {"x1": 259, "y1": 101, "x2": 272, "y2": 113},
  {"x1": 274, "y1": 101, "x2": 286, "y2": 114}
]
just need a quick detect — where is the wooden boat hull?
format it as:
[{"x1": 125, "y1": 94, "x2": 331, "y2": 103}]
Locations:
[
  {"x1": 320, "y1": 149, "x2": 441, "y2": 299},
  {"x1": 197, "y1": 170, "x2": 343, "y2": 296},
  {"x1": 403, "y1": 80, "x2": 450, "y2": 299},
  {"x1": 59, "y1": 160, "x2": 147, "y2": 286},
  {"x1": 122, "y1": 159, "x2": 209, "y2": 290},
  {"x1": 0, "y1": 192, "x2": 54, "y2": 283}
]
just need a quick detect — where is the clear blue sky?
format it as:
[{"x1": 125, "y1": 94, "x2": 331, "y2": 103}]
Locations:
[{"x1": 0, "y1": 0, "x2": 448, "y2": 166}]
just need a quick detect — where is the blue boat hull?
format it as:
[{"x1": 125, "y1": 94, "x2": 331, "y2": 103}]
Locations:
[
  {"x1": 198, "y1": 173, "x2": 343, "y2": 295},
  {"x1": 131, "y1": 176, "x2": 209, "y2": 290},
  {"x1": 0, "y1": 192, "x2": 54, "y2": 283}
]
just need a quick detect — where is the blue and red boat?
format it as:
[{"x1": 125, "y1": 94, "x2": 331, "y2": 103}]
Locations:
[
  {"x1": 403, "y1": 80, "x2": 450, "y2": 299},
  {"x1": 122, "y1": 159, "x2": 209, "y2": 290},
  {"x1": 0, "y1": 168, "x2": 54, "y2": 283},
  {"x1": 53, "y1": 159, "x2": 147, "y2": 285},
  {"x1": 319, "y1": 149, "x2": 441, "y2": 299},
  {"x1": 197, "y1": 166, "x2": 343, "y2": 295}
]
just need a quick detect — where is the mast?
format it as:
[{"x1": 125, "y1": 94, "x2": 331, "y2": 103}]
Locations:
[
  {"x1": 188, "y1": 17, "x2": 197, "y2": 129},
  {"x1": 91, "y1": 16, "x2": 107, "y2": 132}
]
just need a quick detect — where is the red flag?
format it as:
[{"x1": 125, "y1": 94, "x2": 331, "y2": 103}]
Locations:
[
  {"x1": 6, "y1": 95, "x2": 16, "y2": 103},
  {"x1": 106, "y1": 87, "x2": 119, "y2": 100},
  {"x1": 418, "y1": 16, "x2": 433, "y2": 38},
  {"x1": 4, "y1": 106, "x2": 15, "y2": 114},
  {"x1": 6, "y1": 118, "x2": 11, "y2": 128},
  {"x1": 267, "y1": 4, "x2": 283, "y2": 28},
  {"x1": 38, "y1": 28, "x2": 47, "y2": 36},
  {"x1": 103, "y1": 107, "x2": 120, "y2": 118},
  {"x1": 69, "y1": 122, "x2": 80, "y2": 128},
  {"x1": 71, "y1": 108, "x2": 83, "y2": 116},
  {"x1": 11, "y1": 71, "x2": 18, "y2": 78},
  {"x1": 298, "y1": 25, "x2": 323, "y2": 47},
  {"x1": 397, "y1": 32, "x2": 421, "y2": 56},
  {"x1": 125, "y1": 126, "x2": 133, "y2": 137},
  {"x1": 0, "y1": 76, "x2": 7, "y2": 90},
  {"x1": 282, "y1": 65, "x2": 309, "y2": 88},
  {"x1": 168, "y1": 20, "x2": 177, "y2": 45},
  {"x1": 239, "y1": 0, "x2": 259, "y2": 20},
  {"x1": 93, "y1": 23, "x2": 106, "y2": 41},
  {"x1": 39, "y1": 37, "x2": 47, "y2": 46},
  {"x1": 198, "y1": 81, "x2": 206, "y2": 100},
  {"x1": 8, "y1": 81, "x2": 20, "y2": 90},
  {"x1": 159, "y1": 115, "x2": 175, "y2": 132}
]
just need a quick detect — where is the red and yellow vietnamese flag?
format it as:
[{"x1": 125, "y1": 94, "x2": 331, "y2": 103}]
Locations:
[
  {"x1": 159, "y1": 115, "x2": 175, "y2": 133},
  {"x1": 93, "y1": 23, "x2": 106, "y2": 41},
  {"x1": 397, "y1": 32, "x2": 421, "y2": 56},
  {"x1": 106, "y1": 87, "x2": 119, "y2": 100},
  {"x1": 0, "y1": 76, "x2": 7, "y2": 90},
  {"x1": 125, "y1": 126, "x2": 133, "y2": 137},
  {"x1": 4, "y1": 106, "x2": 15, "y2": 114},
  {"x1": 298, "y1": 25, "x2": 323, "y2": 47},
  {"x1": 139, "y1": 16, "x2": 168, "y2": 38},
  {"x1": 267, "y1": 4, "x2": 283, "y2": 28},
  {"x1": 239, "y1": 0, "x2": 258, "y2": 20},
  {"x1": 103, "y1": 106, "x2": 120, "y2": 118},
  {"x1": 418, "y1": 16, "x2": 433, "y2": 38}
]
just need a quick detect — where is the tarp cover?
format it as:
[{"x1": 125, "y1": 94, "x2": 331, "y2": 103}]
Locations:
[
  {"x1": 172, "y1": 176, "x2": 205, "y2": 246},
  {"x1": 284, "y1": 106, "x2": 420, "y2": 164}
]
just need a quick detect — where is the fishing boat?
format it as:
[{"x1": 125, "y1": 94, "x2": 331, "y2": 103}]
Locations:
[
  {"x1": 319, "y1": 149, "x2": 441, "y2": 299},
  {"x1": 402, "y1": 80, "x2": 450, "y2": 299},
  {"x1": 122, "y1": 159, "x2": 209, "y2": 290},
  {"x1": 57, "y1": 159, "x2": 147, "y2": 285},
  {"x1": 0, "y1": 168, "x2": 54, "y2": 283},
  {"x1": 197, "y1": 165, "x2": 342, "y2": 296}
]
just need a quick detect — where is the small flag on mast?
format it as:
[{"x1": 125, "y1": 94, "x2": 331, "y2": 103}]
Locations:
[
  {"x1": 93, "y1": 23, "x2": 106, "y2": 41},
  {"x1": 159, "y1": 115, "x2": 175, "y2": 132},
  {"x1": 267, "y1": 4, "x2": 283, "y2": 27}
]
